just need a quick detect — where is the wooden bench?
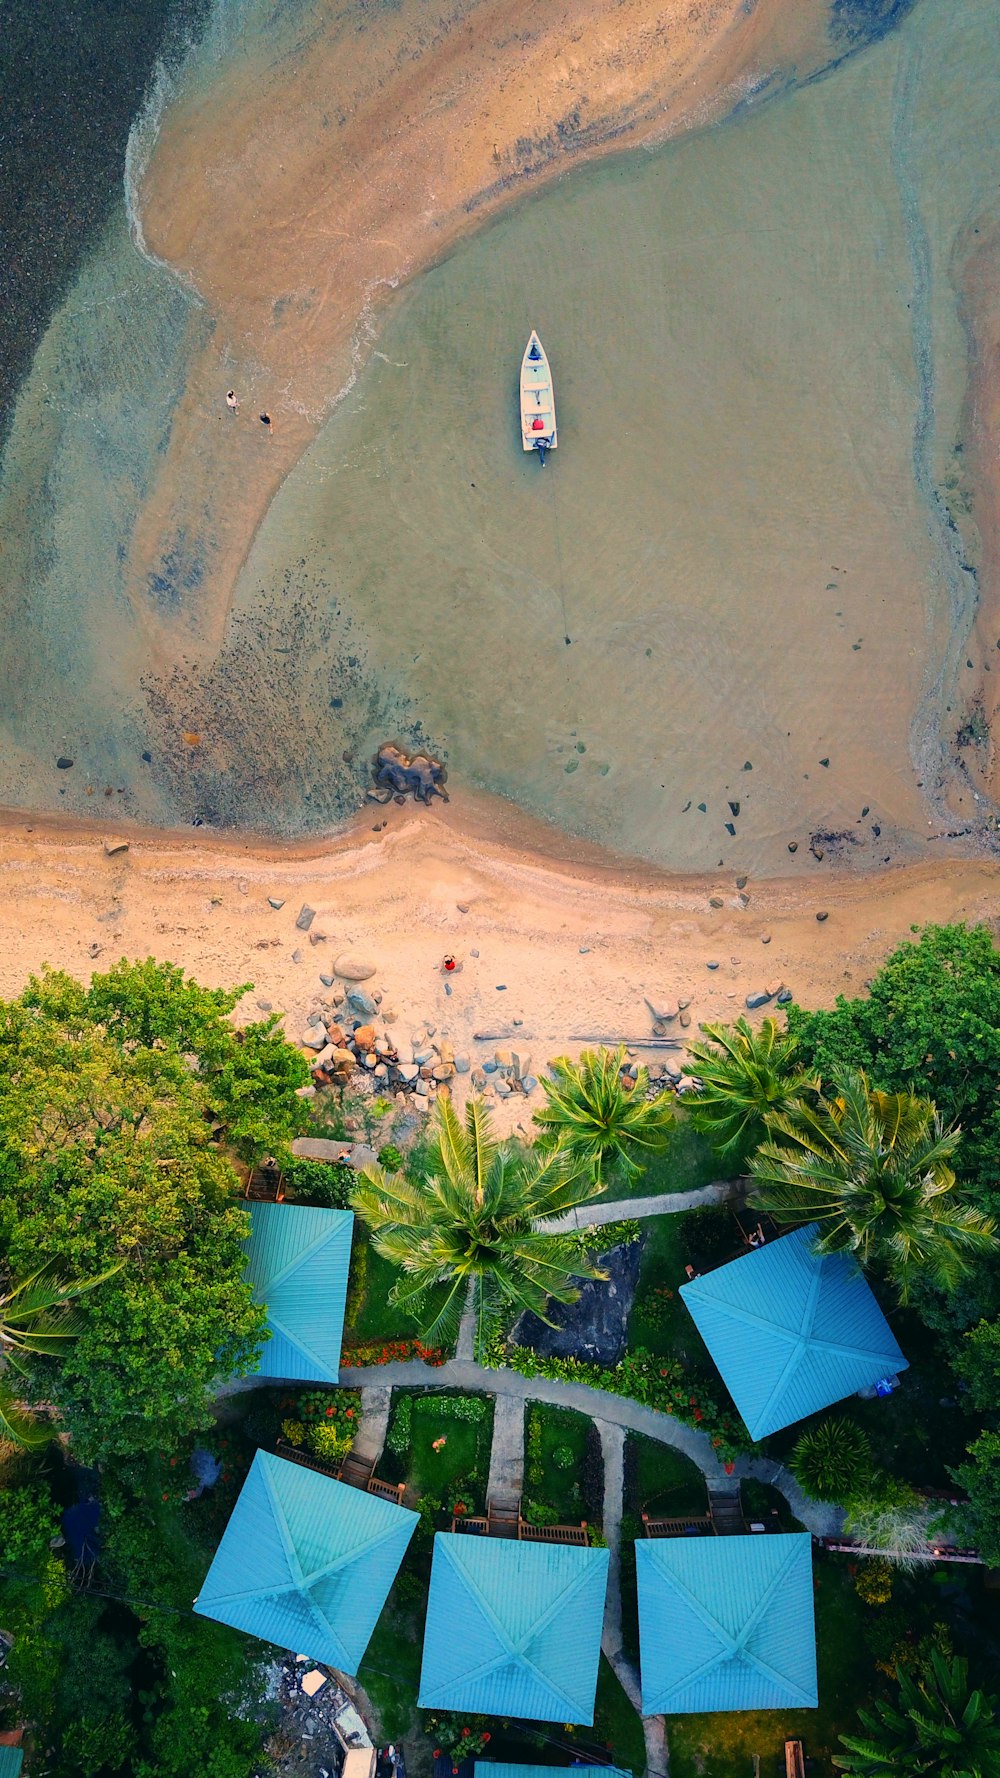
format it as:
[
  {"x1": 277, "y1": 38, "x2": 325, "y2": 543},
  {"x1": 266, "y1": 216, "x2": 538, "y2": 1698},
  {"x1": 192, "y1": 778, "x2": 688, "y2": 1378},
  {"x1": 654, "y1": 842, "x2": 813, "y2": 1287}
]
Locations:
[{"x1": 785, "y1": 1740, "x2": 805, "y2": 1778}]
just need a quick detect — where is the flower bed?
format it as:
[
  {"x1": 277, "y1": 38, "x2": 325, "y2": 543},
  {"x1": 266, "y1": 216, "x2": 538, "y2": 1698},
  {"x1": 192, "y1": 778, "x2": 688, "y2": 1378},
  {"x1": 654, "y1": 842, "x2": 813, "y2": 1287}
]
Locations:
[
  {"x1": 341, "y1": 1337, "x2": 446, "y2": 1367},
  {"x1": 499, "y1": 1344, "x2": 752, "y2": 1460},
  {"x1": 423, "y1": 1710, "x2": 493, "y2": 1761}
]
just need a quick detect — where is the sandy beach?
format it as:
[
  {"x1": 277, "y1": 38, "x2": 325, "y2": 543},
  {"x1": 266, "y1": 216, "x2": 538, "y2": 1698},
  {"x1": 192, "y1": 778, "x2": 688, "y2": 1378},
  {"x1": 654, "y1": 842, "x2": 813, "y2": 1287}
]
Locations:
[{"x1": 4, "y1": 797, "x2": 997, "y2": 1115}]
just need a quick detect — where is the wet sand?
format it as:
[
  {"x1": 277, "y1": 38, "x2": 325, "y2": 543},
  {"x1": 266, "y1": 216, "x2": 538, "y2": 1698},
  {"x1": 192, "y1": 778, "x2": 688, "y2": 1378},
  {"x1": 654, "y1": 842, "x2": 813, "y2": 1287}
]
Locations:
[
  {"x1": 2, "y1": 797, "x2": 996, "y2": 1120},
  {"x1": 128, "y1": 0, "x2": 830, "y2": 663}
]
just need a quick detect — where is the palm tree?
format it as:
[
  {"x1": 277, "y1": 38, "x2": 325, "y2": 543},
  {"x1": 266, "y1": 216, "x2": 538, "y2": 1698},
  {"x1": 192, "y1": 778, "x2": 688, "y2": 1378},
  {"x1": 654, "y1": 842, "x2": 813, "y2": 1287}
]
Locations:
[
  {"x1": 834, "y1": 1650, "x2": 1000, "y2": 1778},
  {"x1": 0, "y1": 1260, "x2": 120, "y2": 1447},
  {"x1": 352, "y1": 1098, "x2": 608, "y2": 1356},
  {"x1": 791, "y1": 1416, "x2": 871, "y2": 1504},
  {"x1": 532, "y1": 1046, "x2": 675, "y2": 1183},
  {"x1": 749, "y1": 1066, "x2": 996, "y2": 1300},
  {"x1": 685, "y1": 1017, "x2": 818, "y2": 1161}
]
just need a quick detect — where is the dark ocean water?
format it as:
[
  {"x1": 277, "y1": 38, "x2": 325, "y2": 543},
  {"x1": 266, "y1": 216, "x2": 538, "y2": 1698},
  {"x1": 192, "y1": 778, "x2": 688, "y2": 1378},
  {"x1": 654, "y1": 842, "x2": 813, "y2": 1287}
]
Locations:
[{"x1": 0, "y1": 0, "x2": 208, "y2": 437}]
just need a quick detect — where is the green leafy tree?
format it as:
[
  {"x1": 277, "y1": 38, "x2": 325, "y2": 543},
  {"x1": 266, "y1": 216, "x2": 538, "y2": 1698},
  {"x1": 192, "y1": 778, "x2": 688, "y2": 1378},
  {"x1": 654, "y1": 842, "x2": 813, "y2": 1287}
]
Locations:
[
  {"x1": 685, "y1": 1016, "x2": 818, "y2": 1161},
  {"x1": 0, "y1": 968, "x2": 267, "y2": 1459},
  {"x1": 789, "y1": 925, "x2": 1000, "y2": 1223},
  {"x1": 953, "y1": 1431, "x2": 1000, "y2": 1568},
  {"x1": 791, "y1": 1416, "x2": 872, "y2": 1504},
  {"x1": 532, "y1": 1045, "x2": 675, "y2": 1181},
  {"x1": 83, "y1": 957, "x2": 309, "y2": 1160},
  {"x1": 834, "y1": 1649, "x2": 1000, "y2": 1778},
  {"x1": 353, "y1": 1098, "x2": 607, "y2": 1354},
  {"x1": 750, "y1": 1067, "x2": 995, "y2": 1300}
]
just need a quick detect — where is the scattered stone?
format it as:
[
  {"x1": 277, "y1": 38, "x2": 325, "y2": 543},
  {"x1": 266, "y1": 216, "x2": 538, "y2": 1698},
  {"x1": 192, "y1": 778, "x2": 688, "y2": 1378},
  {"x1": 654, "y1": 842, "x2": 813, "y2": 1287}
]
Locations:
[
  {"x1": 398, "y1": 1063, "x2": 420, "y2": 1082},
  {"x1": 319, "y1": 972, "x2": 335, "y2": 987},
  {"x1": 268, "y1": 897, "x2": 285, "y2": 910},
  {"x1": 496, "y1": 984, "x2": 507, "y2": 991},
  {"x1": 103, "y1": 837, "x2": 129, "y2": 856},
  {"x1": 471, "y1": 1067, "x2": 487, "y2": 1088},
  {"x1": 725, "y1": 823, "x2": 736, "y2": 837},
  {"x1": 295, "y1": 1084, "x2": 317, "y2": 1099},
  {"x1": 334, "y1": 953, "x2": 377, "y2": 981},
  {"x1": 579, "y1": 946, "x2": 591, "y2": 954},
  {"x1": 816, "y1": 910, "x2": 830, "y2": 922},
  {"x1": 306, "y1": 1011, "x2": 324, "y2": 1026},
  {"x1": 760, "y1": 933, "x2": 772, "y2": 945},
  {"x1": 301, "y1": 1027, "x2": 327, "y2": 1049},
  {"x1": 414, "y1": 1077, "x2": 428, "y2": 1096},
  {"x1": 709, "y1": 896, "x2": 724, "y2": 908},
  {"x1": 739, "y1": 892, "x2": 751, "y2": 907},
  {"x1": 346, "y1": 988, "x2": 378, "y2": 1017},
  {"x1": 819, "y1": 757, "x2": 829, "y2": 768},
  {"x1": 746, "y1": 990, "x2": 772, "y2": 1009},
  {"x1": 521, "y1": 1075, "x2": 538, "y2": 1093},
  {"x1": 382, "y1": 1007, "x2": 398, "y2": 1023},
  {"x1": 313, "y1": 1043, "x2": 337, "y2": 1069},
  {"x1": 363, "y1": 1052, "x2": 378, "y2": 1068},
  {"x1": 494, "y1": 1078, "x2": 512, "y2": 1096},
  {"x1": 295, "y1": 905, "x2": 316, "y2": 930},
  {"x1": 495, "y1": 1049, "x2": 514, "y2": 1068},
  {"x1": 291, "y1": 948, "x2": 302, "y2": 964},
  {"x1": 413, "y1": 1047, "x2": 434, "y2": 1066},
  {"x1": 776, "y1": 987, "x2": 793, "y2": 1005},
  {"x1": 56, "y1": 757, "x2": 74, "y2": 770},
  {"x1": 470, "y1": 948, "x2": 480, "y2": 958},
  {"x1": 678, "y1": 998, "x2": 691, "y2": 1011},
  {"x1": 256, "y1": 998, "x2": 272, "y2": 1011},
  {"x1": 736, "y1": 875, "x2": 748, "y2": 890},
  {"x1": 238, "y1": 880, "x2": 249, "y2": 894},
  {"x1": 444, "y1": 982, "x2": 452, "y2": 995},
  {"x1": 373, "y1": 1064, "x2": 388, "y2": 1080},
  {"x1": 482, "y1": 1059, "x2": 498, "y2": 1074},
  {"x1": 426, "y1": 1025, "x2": 436, "y2": 1038},
  {"x1": 706, "y1": 960, "x2": 720, "y2": 970},
  {"x1": 645, "y1": 997, "x2": 677, "y2": 1022},
  {"x1": 454, "y1": 1054, "x2": 471, "y2": 1074},
  {"x1": 433, "y1": 1063, "x2": 454, "y2": 1082},
  {"x1": 679, "y1": 1010, "x2": 692, "y2": 1027},
  {"x1": 788, "y1": 841, "x2": 798, "y2": 854},
  {"x1": 743, "y1": 760, "x2": 753, "y2": 771},
  {"x1": 457, "y1": 902, "x2": 470, "y2": 913},
  {"x1": 309, "y1": 931, "x2": 328, "y2": 946}
]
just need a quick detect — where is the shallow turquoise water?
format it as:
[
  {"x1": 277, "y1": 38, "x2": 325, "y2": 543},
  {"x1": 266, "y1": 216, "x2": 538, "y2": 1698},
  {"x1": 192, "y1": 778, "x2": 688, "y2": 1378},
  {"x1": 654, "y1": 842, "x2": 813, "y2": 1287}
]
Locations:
[{"x1": 0, "y1": 0, "x2": 998, "y2": 869}]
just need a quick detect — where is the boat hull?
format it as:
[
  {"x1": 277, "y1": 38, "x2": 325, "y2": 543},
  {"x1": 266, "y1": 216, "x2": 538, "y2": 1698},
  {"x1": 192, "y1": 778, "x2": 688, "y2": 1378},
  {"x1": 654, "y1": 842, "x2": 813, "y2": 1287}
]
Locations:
[{"x1": 520, "y1": 330, "x2": 557, "y2": 454}]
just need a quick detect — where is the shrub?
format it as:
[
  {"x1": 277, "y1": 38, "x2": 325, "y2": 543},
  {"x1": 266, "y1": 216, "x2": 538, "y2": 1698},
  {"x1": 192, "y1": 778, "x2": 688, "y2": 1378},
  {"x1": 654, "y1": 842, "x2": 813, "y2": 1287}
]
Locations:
[
  {"x1": 552, "y1": 1444, "x2": 575, "y2": 1471},
  {"x1": 522, "y1": 1500, "x2": 560, "y2": 1526},
  {"x1": 308, "y1": 1423, "x2": 354, "y2": 1463},
  {"x1": 280, "y1": 1419, "x2": 305, "y2": 1446},
  {"x1": 845, "y1": 1475, "x2": 928, "y2": 1567},
  {"x1": 297, "y1": 1388, "x2": 361, "y2": 1424},
  {"x1": 500, "y1": 1344, "x2": 751, "y2": 1459},
  {"x1": 791, "y1": 1417, "x2": 871, "y2": 1503},
  {"x1": 855, "y1": 1556, "x2": 893, "y2": 1605},
  {"x1": 422, "y1": 1711, "x2": 493, "y2": 1760},
  {"x1": 284, "y1": 1157, "x2": 352, "y2": 1208},
  {"x1": 386, "y1": 1394, "x2": 413, "y2": 1457},
  {"x1": 345, "y1": 1235, "x2": 369, "y2": 1328},
  {"x1": 341, "y1": 1338, "x2": 445, "y2": 1366},
  {"x1": 377, "y1": 1143, "x2": 405, "y2": 1173}
]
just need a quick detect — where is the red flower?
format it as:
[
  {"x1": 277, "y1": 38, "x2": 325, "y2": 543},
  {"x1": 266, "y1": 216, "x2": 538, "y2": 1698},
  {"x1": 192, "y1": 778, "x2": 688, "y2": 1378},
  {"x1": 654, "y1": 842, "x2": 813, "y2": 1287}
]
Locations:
[
  {"x1": 326, "y1": 1406, "x2": 335, "y2": 1417},
  {"x1": 689, "y1": 1396, "x2": 697, "y2": 1405},
  {"x1": 483, "y1": 1734, "x2": 491, "y2": 1743},
  {"x1": 346, "y1": 1408, "x2": 355, "y2": 1418},
  {"x1": 169, "y1": 1456, "x2": 178, "y2": 1466},
  {"x1": 659, "y1": 1369, "x2": 667, "y2": 1377},
  {"x1": 694, "y1": 1409, "x2": 703, "y2": 1421},
  {"x1": 433, "y1": 1752, "x2": 441, "y2": 1760},
  {"x1": 461, "y1": 1728, "x2": 470, "y2": 1737},
  {"x1": 162, "y1": 1492, "x2": 169, "y2": 1501}
]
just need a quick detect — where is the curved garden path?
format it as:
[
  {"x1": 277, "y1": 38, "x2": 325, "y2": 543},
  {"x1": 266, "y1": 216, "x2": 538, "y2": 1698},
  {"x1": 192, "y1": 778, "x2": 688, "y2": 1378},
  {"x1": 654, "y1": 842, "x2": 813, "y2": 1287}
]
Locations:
[
  {"x1": 540, "y1": 1181, "x2": 731, "y2": 1233},
  {"x1": 337, "y1": 1357, "x2": 843, "y2": 1537}
]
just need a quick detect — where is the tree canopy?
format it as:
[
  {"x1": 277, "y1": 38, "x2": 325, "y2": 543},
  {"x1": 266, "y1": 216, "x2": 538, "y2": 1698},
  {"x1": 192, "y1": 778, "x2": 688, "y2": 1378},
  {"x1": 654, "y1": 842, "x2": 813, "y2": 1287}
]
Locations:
[{"x1": 0, "y1": 962, "x2": 310, "y2": 1459}]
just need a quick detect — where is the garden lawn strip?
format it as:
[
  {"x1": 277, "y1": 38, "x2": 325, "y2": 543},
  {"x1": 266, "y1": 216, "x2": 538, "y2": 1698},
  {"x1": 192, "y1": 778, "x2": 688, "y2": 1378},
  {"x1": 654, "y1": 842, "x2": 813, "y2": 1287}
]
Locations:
[
  {"x1": 356, "y1": 1573, "x2": 426, "y2": 1742},
  {"x1": 523, "y1": 1401, "x2": 593, "y2": 1523},
  {"x1": 600, "y1": 1118, "x2": 723, "y2": 1204},
  {"x1": 592, "y1": 1655, "x2": 648, "y2": 1772},
  {"x1": 627, "y1": 1430, "x2": 709, "y2": 1521}
]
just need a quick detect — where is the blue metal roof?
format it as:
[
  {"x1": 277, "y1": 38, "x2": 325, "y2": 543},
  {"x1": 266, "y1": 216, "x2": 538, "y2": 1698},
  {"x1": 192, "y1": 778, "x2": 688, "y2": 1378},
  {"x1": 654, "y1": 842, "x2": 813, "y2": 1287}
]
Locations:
[
  {"x1": 476, "y1": 1767, "x2": 631, "y2": 1778},
  {"x1": 680, "y1": 1223, "x2": 907, "y2": 1439},
  {"x1": 637, "y1": 1532, "x2": 818, "y2": 1715},
  {"x1": 419, "y1": 1534, "x2": 609, "y2": 1723},
  {"x1": 194, "y1": 1451, "x2": 417, "y2": 1673},
  {"x1": 0, "y1": 1750, "x2": 23, "y2": 1778},
  {"x1": 245, "y1": 1200, "x2": 354, "y2": 1380}
]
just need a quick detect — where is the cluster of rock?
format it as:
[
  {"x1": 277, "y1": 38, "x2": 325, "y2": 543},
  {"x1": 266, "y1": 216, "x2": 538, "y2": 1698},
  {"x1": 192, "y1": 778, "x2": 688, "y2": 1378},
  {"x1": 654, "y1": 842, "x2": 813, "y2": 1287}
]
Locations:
[
  {"x1": 299, "y1": 991, "x2": 470, "y2": 1107},
  {"x1": 745, "y1": 982, "x2": 793, "y2": 1011},
  {"x1": 471, "y1": 1047, "x2": 539, "y2": 1098}
]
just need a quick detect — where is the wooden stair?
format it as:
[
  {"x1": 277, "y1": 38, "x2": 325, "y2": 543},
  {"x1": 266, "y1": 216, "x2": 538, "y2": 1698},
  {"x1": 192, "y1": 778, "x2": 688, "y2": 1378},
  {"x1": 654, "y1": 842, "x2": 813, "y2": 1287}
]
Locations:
[
  {"x1": 487, "y1": 1494, "x2": 522, "y2": 1539},
  {"x1": 708, "y1": 1484, "x2": 745, "y2": 1535},
  {"x1": 339, "y1": 1451, "x2": 376, "y2": 1490}
]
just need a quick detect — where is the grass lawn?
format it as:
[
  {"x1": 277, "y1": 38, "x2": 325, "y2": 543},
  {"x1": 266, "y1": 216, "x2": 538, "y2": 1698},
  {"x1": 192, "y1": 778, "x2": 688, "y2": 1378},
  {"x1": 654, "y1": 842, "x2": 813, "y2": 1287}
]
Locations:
[
  {"x1": 380, "y1": 1391, "x2": 494, "y2": 1515},
  {"x1": 591, "y1": 1656, "x2": 648, "y2": 1773},
  {"x1": 627, "y1": 1213, "x2": 716, "y2": 1369},
  {"x1": 602, "y1": 1115, "x2": 723, "y2": 1204},
  {"x1": 358, "y1": 1572, "x2": 427, "y2": 1742},
  {"x1": 344, "y1": 1225, "x2": 456, "y2": 1352},
  {"x1": 524, "y1": 1402, "x2": 596, "y2": 1524},
  {"x1": 628, "y1": 1433, "x2": 708, "y2": 1521}
]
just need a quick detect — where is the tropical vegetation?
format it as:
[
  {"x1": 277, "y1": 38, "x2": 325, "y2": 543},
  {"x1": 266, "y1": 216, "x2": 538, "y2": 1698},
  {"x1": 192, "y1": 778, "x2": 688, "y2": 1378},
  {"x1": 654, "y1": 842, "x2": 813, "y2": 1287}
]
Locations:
[
  {"x1": 749, "y1": 1067, "x2": 995, "y2": 1301},
  {"x1": 686, "y1": 1015, "x2": 818, "y2": 1159},
  {"x1": 792, "y1": 1416, "x2": 872, "y2": 1504},
  {"x1": 352, "y1": 1096, "x2": 607, "y2": 1355},
  {"x1": 532, "y1": 1044, "x2": 675, "y2": 1180},
  {"x1": 834, "y1": 1651, "x2": 1000, "y2": 1778}
]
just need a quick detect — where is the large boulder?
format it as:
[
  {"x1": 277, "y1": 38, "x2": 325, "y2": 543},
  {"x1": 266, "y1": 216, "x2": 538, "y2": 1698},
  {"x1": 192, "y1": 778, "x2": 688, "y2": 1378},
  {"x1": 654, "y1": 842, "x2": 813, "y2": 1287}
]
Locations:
[{"x1": 335, "y1": 954, "x2": 377, "y2": 981}]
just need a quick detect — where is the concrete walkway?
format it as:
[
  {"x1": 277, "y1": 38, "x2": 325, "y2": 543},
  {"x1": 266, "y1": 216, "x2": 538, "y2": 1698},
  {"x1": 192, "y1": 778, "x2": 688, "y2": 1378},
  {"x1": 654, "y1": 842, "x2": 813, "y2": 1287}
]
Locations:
[
  {"x1": 542, "y1": 1181, "x2": 733, "y2": 1234},
  {"x1": 486, "y1": 1393, "x2": 525, "y2": 1502},
  {"x1": 596, "y1": 1420, "x2": 667, "y2": 1778},
  {"x1": 352, "y1": 1384, "x2": 392, "y2": 1466}
]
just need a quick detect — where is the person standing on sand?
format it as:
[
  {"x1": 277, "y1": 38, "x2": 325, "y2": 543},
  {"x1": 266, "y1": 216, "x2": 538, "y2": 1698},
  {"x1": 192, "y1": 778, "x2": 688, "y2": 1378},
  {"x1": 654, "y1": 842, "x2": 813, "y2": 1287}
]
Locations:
[{"x1": 225, "y1": 390, "x2": 239, "y2": 411}]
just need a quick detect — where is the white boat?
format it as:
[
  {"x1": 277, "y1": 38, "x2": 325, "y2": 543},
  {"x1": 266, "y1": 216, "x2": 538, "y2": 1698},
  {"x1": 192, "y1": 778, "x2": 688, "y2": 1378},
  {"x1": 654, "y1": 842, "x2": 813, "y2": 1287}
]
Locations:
[{"x1": 520, "y1": 330, "x2": 557, "y2": 462}]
